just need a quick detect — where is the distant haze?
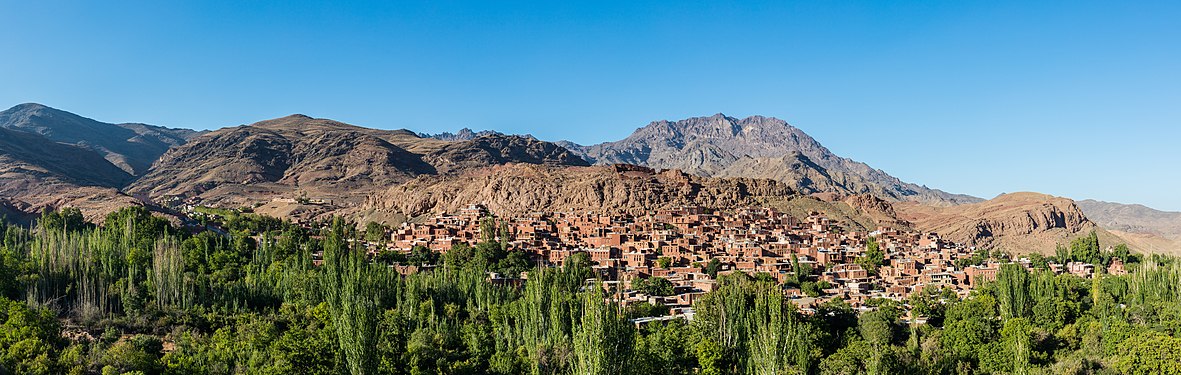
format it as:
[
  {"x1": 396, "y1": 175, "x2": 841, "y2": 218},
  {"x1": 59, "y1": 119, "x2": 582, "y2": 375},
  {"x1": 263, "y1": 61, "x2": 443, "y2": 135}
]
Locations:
[{"x1": 1, "y1": 1, "x2": 1178, "y2": 210}]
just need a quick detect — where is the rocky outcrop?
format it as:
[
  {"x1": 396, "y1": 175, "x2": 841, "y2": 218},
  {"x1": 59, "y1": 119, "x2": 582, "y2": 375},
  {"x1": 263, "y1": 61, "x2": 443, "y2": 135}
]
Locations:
[
  {"x1": 841, "y1": 193, "x2": 910, "y2": 227},
  {"x1": 361, "y1": 163, "x2": 796, "y2": 219},
  {"x1": 563, "y1": 113, "x2": 979, "y2": 206},
  {"x1": 895, "y1": 192, "x2": 1105, "y2": 253}
]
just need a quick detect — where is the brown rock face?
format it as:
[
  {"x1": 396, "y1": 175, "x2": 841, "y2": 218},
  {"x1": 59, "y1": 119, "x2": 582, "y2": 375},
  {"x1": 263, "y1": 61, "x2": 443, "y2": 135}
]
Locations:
[
  {"x1": 361, "y1": 163, "x2": 796, "y2": 219},
  {"x1": 840, "y1": 193, "x2": 910, "y2": 228},
  {"x1": 895, "y1": 192, "x2": 1102, "y2": 253},
  {"x1": 129, "y1": 115, "x2": 589, "y2": 210}
]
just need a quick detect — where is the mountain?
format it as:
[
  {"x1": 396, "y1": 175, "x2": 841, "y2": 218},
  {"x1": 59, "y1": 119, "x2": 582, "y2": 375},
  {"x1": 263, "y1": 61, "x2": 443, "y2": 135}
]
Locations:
[
  {"x1": 0, "y1": 103, "x2": 202, "y2": 176},
  {"x1": 129, "y1": 114, "x2": 588, "y2": 213},
  {"x1": 0, "y1": 104, "x2": 202, "y2": 220},
  {"x1": 2, "y1": 104, "x2": 1171, "y2": 256},
  {"x1": 0, "y1": 127, "x2": 133, "y2": 187},
  {"x1": 1077, "y1": 200, "x2": 1181, "y2": 240},
  {"x1": 1076, "y1": 200, "x2": 1181, "y2": 254},
  {"x1": 0, "y1": 126, "x2": 141, "y2": 219},
  {"x1": 893, "y1": 192, "x2": 1127, "y2": 253},
  {"x1": 424, "y1": 133, "x2": 588, "y2": 174},
  {"x1": 563, "y1": 114, "x2": 980, "y2": 206}
]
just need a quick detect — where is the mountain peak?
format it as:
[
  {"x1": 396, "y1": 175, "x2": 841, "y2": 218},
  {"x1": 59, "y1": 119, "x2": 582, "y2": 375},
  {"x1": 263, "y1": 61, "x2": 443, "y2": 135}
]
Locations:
[
  {"x1": 7, "y1": 102, "x2": 51, "y2": 112},
  {"x1": 249, "y1": 114, "x2": 363, "y2": 133},
  {"x1": 1, "y1": 102, "x2": 87, "y2": 122},
  {"x1": 573, "y1": 114, "x2": 981, "y2": 206},
  {"x1": 257, "y1": 114, "x2": 317, "y2": 124}
]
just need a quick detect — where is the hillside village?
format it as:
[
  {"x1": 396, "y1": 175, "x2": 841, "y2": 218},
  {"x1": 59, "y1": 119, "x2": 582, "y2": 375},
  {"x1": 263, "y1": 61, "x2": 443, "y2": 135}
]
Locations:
[{"x1": 371, "y1": 204, "x2": 1127, "y2": 320}]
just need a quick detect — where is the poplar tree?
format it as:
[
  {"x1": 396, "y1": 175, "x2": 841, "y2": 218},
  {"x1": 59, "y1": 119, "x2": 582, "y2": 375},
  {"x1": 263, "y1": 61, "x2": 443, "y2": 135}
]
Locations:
[
  {"x1": 996, "y1": 263, "x2": 1030, "y2": 320},
  {"x1": 322, "y1": 220, "x2": 385, "y2": 375}
]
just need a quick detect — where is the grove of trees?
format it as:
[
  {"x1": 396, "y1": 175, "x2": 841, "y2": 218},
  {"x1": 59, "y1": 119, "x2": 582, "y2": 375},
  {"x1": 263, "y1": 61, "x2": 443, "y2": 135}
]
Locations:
[{"x1": 0, "y1": 208, "x2": 1179, "y2": 374}]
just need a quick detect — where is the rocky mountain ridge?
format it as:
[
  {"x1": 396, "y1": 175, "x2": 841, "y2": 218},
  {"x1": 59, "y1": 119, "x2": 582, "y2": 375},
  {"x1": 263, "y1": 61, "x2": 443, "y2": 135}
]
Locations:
[
  {"x1": 562, "y1": 114, "x2": 980, "y2": 206},
  {"x1": 0, "y1": 104, "x2": 198, "y2": 220},
  {"x1": 0, "y1": 103, "x2": 202, "y2": 176},
  {"x1": 1075, "y1": 200, "x2": 1181, "y2": 253},
  {"x1": 127, "y1": 114, "x2": 589, "y2": 211},
  {"x1": 0, "y1": 104, "x2": 1173, "y2": 254},
  {"x1": 1077, "y1": 199, "x2": 1181, "y2": 240},
  {"x1": 422, "y1": 128, "x2": 504, "y2": 141}
]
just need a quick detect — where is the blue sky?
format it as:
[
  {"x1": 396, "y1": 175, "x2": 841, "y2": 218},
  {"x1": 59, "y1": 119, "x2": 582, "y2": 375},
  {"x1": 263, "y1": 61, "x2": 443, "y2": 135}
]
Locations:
[{"x1": 2, "y1": 1, "x2": 1179, "y2": 210}]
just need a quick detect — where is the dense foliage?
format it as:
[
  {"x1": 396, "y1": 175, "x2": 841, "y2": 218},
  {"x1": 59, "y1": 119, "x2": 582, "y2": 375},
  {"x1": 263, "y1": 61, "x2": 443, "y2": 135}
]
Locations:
[{"x1": 0, "y1": 208, "x2": 1179, "y2": 374}]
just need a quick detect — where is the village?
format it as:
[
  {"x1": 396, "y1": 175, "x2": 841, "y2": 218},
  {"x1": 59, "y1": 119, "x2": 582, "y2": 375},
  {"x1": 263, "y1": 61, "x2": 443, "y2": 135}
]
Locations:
[{"x1": 375, "y1": 204, "x2": 1127, "y2": 320}]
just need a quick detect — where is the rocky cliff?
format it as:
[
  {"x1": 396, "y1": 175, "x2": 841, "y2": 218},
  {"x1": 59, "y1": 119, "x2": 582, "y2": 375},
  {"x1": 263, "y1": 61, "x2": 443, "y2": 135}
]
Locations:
[
  {"x1": 424, "y1": 134, "x2": 589, "y2": 174},
  {"x1": 894, "y1": 192, "x2": 1117, "y2": 253},
  {"x1": 359, "y1": 163, "x2": 796, "y2": 220}
]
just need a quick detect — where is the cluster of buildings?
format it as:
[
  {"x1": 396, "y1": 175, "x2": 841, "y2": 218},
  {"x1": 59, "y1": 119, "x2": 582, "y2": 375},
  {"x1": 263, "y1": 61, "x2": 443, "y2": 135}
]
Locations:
[{"x1": 377, "y1": 204, "x2": 1118, "y2": 316}]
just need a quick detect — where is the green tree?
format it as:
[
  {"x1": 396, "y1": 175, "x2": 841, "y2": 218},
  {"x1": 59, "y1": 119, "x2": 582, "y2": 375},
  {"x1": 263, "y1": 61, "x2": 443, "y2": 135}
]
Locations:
[
  {"x1": 38, "y1": 207, "x2": 88, "y2": 232},
  {"x1": 857, "y1": 237, "x2": 885, "y2": 276},
  {"x1": 1069, "y1": 231, "x2": 1101, "y2": 264},
  {"x1": 364, "y1": 221, "x2": 386, "y2": 242},
  {"x1": 818, "y1": 339, "x2": 869, "y2": 375},
  {"x1": 1031, "y1": 298, "x2": 1070, "y2": 332},
  {"x1": 1113, "y1": 332, "x2": 1181, "y2": 375},
  {"x1": 632, "y1": 277, "x2": 675, "y2": 297},
  {"x1": 572, "y1": 284, "x2": 632, "y2": 375},
  {"x1": 1026, "y1": 253, "x2": 1049, "y2": 270},
  {"x1": 407, "y1": 245, "x2": 438, "y2": 266},
  {"x1": 908, "y1": 286, "x2": 954, "y2": 327},
  {"x1": 322, "y1": 223, "x2": 388, "y2": 375},
  {"x1": 657, "y1": 256, "x2": 672, "y2": 269},
  {"x1": 996, "y1": 263, "x2": 1031, "y2": 320},
  {"x1": 1110, "y1": 243, "x2": 1131, "y2": 264},
  {"x1": 496, "y1": 250, "x2": 531, "y2": 277},
  {"x1": 703, "y1": 258, "x2": 722, "y2": 279},
  {"x1": 999, "y1": 318, "x2": 1033, "y2": 374},
  {"x1": 748, "y1": 284, "x2": 811, "y2": 375},
  {"x1": 632, "y1": 320, "x2": 694, "y2": 375},
  {"x1": 939, "y1": 294, "x2": 998, "y2": 369},
  {"x1": 0, "y1": 297, "x2": 61, "y2": 375}
]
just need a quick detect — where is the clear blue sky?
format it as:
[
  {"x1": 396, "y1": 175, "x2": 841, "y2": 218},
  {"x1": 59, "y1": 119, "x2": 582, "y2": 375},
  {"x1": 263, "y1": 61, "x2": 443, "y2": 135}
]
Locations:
[{"x1": 2, "y1": 1, "x2": 1179, "y2": 210}]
